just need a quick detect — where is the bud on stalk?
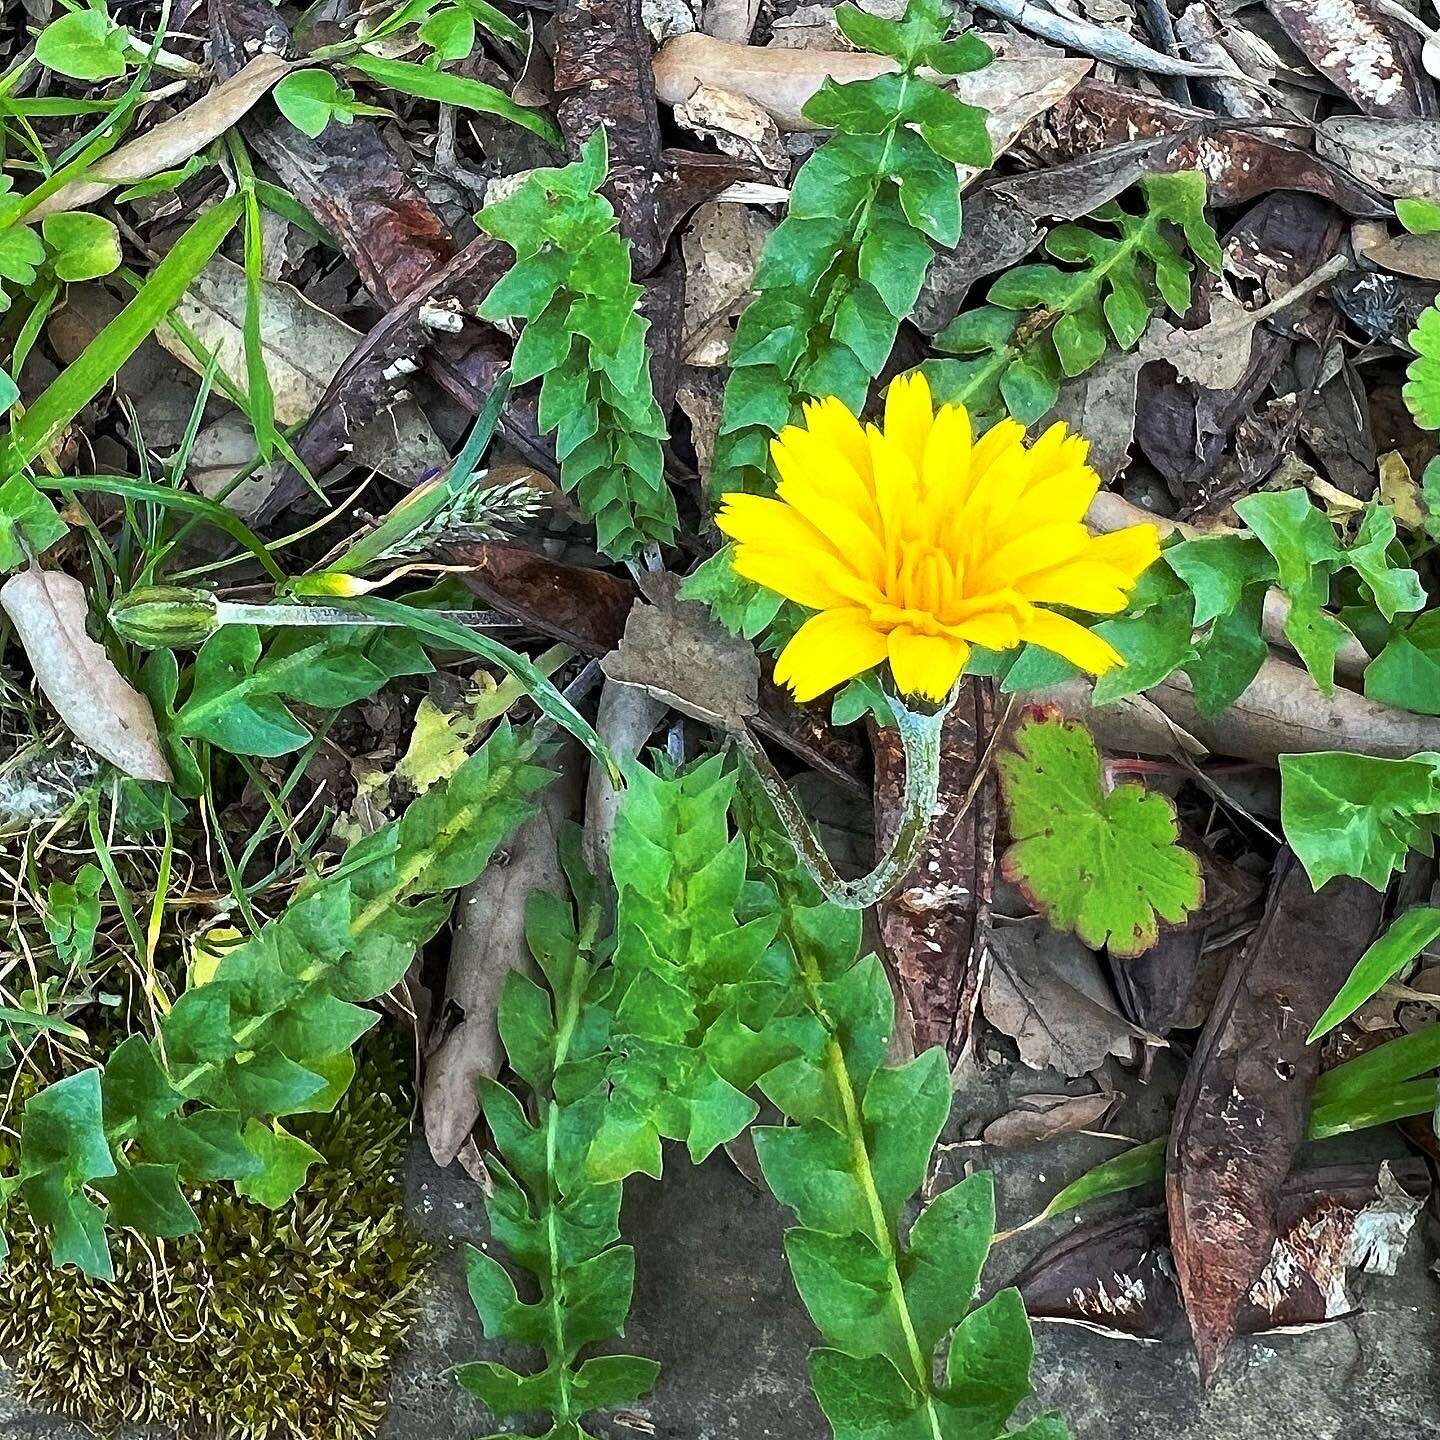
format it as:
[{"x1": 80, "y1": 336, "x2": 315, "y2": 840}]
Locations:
[{"x1": 109, "y1": 586, "x2": 221, "y2": 649}]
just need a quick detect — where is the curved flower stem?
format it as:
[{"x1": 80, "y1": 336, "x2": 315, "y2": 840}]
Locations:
[{"x1": 736, "y1": 685, "x2": 955, "y2": 909}]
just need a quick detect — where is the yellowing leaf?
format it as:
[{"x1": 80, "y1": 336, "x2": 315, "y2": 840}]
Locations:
[{"x1": 997, "y1": 709, "x2": 1202, "y2": 957}]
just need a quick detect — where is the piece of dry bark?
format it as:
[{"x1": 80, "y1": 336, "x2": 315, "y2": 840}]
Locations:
[
  {"x1": 554, "y1": 0, "x2": 668, "y2": 276},
  {"x1": 1167, "y1": 853, "x2": 1385, "y2": 1383},
  {"x1": 1016, "y1": 1160, "x2": 1430, "y2": 1342},
  {"x1": 871, "y1": 680, "x2": 997, "y2": 1062},
  {"x1": 1261, "y1": 0, "x2": 1435, "y2": 118},
  {"x1": 0, "y1": 569, "x2": 171, "y2": 783},
  {"x1": 210, "y1": 0, "x2": 455, "y2": 305},
  {"x1": 1018, "y1": 80, "x2": 1391, "y2": 215}
]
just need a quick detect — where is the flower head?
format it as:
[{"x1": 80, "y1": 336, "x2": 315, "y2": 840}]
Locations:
[{"x1": 716, "y1": 373, "x2": 1160, "y2": 704}]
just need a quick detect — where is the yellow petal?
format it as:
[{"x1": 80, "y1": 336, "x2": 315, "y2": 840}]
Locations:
[
  {"x1": 867, "y1": 426, "x2": 923, "y2": 555},
  {"x1": 770, "y1": 444, "x2": 887, "y2": 583},
  {"x1": 974, "y1": 522, "x2": 1091, "y2": 592},
  {"x1": 919, "y1": 401, "x2": 974, "y2": 528},
  {"x1": 1020, "y1": 611, "x2": 1125, "y2": 675},
  {"x1": 947, "y1": 606, "x2": 1025, "y2": 651},
  {"x1": 772, "y1": 425, "x2": 881, "y2": 532},
  {"x1": 800, "y1": 395, "x2": 873, "y2": 485},
  {"x1": 1085, "y1": 524, "x2": 1162, "y2": 581},
  {"x1": 731, "y1": 543, "x2": 880, "y2": 612},
  {"x1": 1020, "y1": 420, "x2": 1089, "y2": 486},
  {"x1": 886, "y1": 627, "x2": 969, "y2": 701},
  {"x1": 989, "y1": 465, "x2": 1102, "y2": 542},
  {"x1": 883, "y1": 371, "x2": 934, "y2": 474},
  {"x1": 774, "y1": 608, "x2": 891, "y2": 702},
  {"x1": 716, "y1": 493, "x2": 847, "y2": 568},
  {"x1": 1015, "y1": 559, "x2": 1133, "y2": 614},
  {"x1": 949, "y1": 420, "x2": 1029, "y2": 567}
]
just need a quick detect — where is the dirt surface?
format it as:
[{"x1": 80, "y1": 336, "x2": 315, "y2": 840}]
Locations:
[{"x1": 4, "y1": 1059, "x2": 1437, "y2": 1440}]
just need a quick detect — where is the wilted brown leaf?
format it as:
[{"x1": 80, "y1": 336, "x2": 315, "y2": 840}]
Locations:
[
  {"x1": 1167, "y1": 854, "x2": 1386, "y2": 1383},
  {"x1": 0, "y1": 569, "x2": 171, "y2": 783}
]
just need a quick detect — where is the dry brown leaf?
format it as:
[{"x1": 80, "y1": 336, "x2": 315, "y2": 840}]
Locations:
[
  {"x1": 30, "y1": 54, "x2": 292, "y2": 221},
  {"x1": 653, "y1": 32, "x2": 1090, "y2": 148},
  {"x1": 423, "y1": 751, "x2": 582, "y2": 1168},
  {"x1": 1379, "y1": 450, "x2": 1427, "y2": 528},
  {"x1": 601, "y1": 571, "x2": 759, "y2": 731},
  {"x1": 1143, "y1": 255, "x2": 1350, "y2": 392},
  {"x1": 158, "y1": 257, "x2": 447, "y2": 488},
  {"x1": 673, "y1": 83, "x2": 788, "y2": 172},
  {"x1": 1358, "y1": 230, "x2": 1440, "y2": 280},
  {"x1": 983, "y1": 917, "x2": 1152, "y2": 1076},
  {"x1": 982, "y1": 1091, "x2": 1112, "y2": 1149},
  {"x1": 682, "y1": 202, "x2": 773, "y2": 364},
  {"x1": 1051, "y1": 342, "x2": 1147, "y2": 479},
  {"x1": 0, "y1": 569, "x2": 171, "y2": 783},
  {"x1": 1317, "y1": 115, "x2": 1440, "y2": 199}
]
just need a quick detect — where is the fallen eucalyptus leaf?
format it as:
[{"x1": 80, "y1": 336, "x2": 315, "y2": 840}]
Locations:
[
  {"x1": 158, "y1": 256, "x2": 447, "y2": 485},
  {"x1": 982, "y1": 1091, "x2": 1112, "y2": 1149},
  {"x1": 1261, "y1": 0, "x2": 1432, "y2": 119},
  {"x1": 974, "y1": 0, "x2": 1240, "y2": 77},
  {"x1": 1317, "y1": 116, "x2": 1440, "y2": 201},
  {"x1": 1167, "y1": 855, "x2": 1386, "y2": 1383},
  {"x1": 31, "y1": 54, "x2": 292, "y2": 220},
  {"x1": 0, "y1": 568, "x2": 172, "y2": 782},
  {"x1": 653, "y1": 32, "x2": 1090, "y2": 142}
]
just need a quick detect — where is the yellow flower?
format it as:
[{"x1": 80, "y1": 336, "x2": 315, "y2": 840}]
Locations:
[{"x1": 716, "y1": 373, "x2": 1161, "y2": 704}]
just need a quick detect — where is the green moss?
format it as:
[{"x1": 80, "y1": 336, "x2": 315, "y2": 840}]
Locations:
[{"x1": 0, "y1": 1035, "x2": 432, "y2": 1439}]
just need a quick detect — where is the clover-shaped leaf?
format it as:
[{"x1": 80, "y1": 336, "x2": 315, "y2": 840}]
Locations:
[
  {"x1": 274, "y1": 69, "x2": 364, "y2": 139},
  {"x1": 997, "y1": 708, "x2": 1203, "y2": 957},
  {"x1": 35, "y1": 9, "x2": 131, "y2": 81},
  {"x1": 42, "y1": 211, "x2": 122, "y2": 282}
]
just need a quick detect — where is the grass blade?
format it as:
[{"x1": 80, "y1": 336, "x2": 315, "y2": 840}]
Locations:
[
  {"x1": 1, "y1": 194, "x2": 243, "y2": 475},
  {"x1": 1308, "y1": 905, "x2": 1440, "y2": 1041},
  {"x1": 346, "y1": 55, "x2": 561, "y2": 146}
]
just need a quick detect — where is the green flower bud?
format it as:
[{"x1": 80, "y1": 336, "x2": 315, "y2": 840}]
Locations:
[{"x1": 109, "y1": 585, "x2": 220, "y2": 650}]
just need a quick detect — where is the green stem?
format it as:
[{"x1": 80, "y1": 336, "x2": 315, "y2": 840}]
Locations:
[
  {"x1": 738, "y1": 687, "x2": 951, "y2": 909},
  {"x1": 949, "y1": 212, "x2": 1162, "y2": 411},
  {"x1": 789, "y1": 905, "x2": 943, "y2": 1437},
  {"x1": 541, "y1": 940, "x2": 588, "y2": 1422}
]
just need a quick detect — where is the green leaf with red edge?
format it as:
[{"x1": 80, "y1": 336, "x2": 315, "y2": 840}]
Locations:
[{"x1": 997, "y1": 709, "x2": 1202, "y2": 957}]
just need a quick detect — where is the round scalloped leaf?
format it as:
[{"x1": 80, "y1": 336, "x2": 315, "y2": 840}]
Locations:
[
  {"x1": 997, "y1": 708, "x2": 1203, "y2": 957},
  {"x1": 1405, "y1": 303, "x2": 1440, "y2": 430}
]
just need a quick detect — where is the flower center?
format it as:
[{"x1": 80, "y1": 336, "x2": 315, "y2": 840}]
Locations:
[{"x1": 892, "y1": 543, "x2": 956, "y2": 620}]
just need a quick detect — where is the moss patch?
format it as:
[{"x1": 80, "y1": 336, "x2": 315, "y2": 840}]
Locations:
[{"x1": 0, "y1": 1036, "x2": 432, "y2": 1438}]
